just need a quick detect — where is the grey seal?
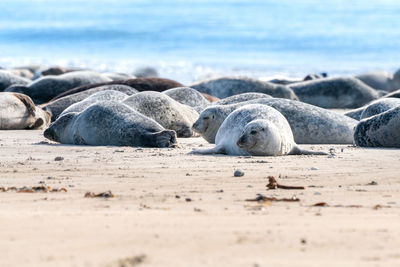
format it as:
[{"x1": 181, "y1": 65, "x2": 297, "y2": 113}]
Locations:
[
  {"x1": 59, "y1": 90, "x2": 129, "y2": 117},
  {"x1": 162, "y1": 87, "x2": 210, "y2": 113},
  {"x1": 44, "y1": 101, "x2": 177, "y2": 148},
  {"x1": 345, "y1": 98, "x2": 400, "y2": 120},
  {"x1": 42, "y1": 85, "x2": 137, "y2": 121},
  {"x1": 6, "y1": 71, "x2": 112, "y2": 104},
  {"x1": 214, "y1": 92, "x2": 272, "y2": 105},
  {"x1": 0, "y1": 92, "x2": 51, "y2": 129},
  {"x1": 0, "y1": 70, "x2": 31, "y2": 91},
  {"x1": 356, "y1": 70, "x2": 400, "y2": 92},
  {"x1": 190, "y1": 77, "x2": 298, "y2": 100},
  {"x1": 191, "y1": 104, "x2": 326, "y2": 156},
  {"x1": 123, "y1": 91, "x2": 199, "y2": 137},
  {"x1": 288, "y1": 77, "x2": 379, "y2": 108},
  {"x1": 354, "y1": 106, "x2": 400, "y2": 148},
  {"x1": 192, "y1": 98, "x2": 357, "y2": 144}
]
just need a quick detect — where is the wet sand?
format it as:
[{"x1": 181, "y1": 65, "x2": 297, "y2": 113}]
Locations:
[{"x1": 0, "y1": 130, "x2": 399, "y2": 266}]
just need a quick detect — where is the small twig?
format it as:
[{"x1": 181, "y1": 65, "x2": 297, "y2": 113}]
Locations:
[{"x1": 246, "y1": 194, "x2": 300, "y2": 202}]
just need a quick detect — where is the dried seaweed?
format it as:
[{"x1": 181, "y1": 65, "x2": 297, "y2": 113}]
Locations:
[
  {"x1": 0, "y1": 186, "x2": 67, "y2": 193},
  {"x1": 266, "y1": 176, "x2": 305, "y2": 190},
  {"x1": 84, "y1": 190, "x2": 114, "y2": 198},
  {"x1": 246, "y1": 194, "x2": 300, "y2": 203}
]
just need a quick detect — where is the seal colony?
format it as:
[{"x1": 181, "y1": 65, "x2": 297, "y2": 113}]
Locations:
[{"x1": 0, "y1": 65, "x2": 399, "y2": 151}]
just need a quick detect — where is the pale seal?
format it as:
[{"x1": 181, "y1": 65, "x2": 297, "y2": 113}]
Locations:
[
  {"x1": 6, "y1": 71, "x2": 112, "y2": 104},
  {"x1": 214, "y1": 92, "x2": 272, "y2": 105},
  {"x1": 288, "y1": 77, "x2": 380, "y2": 108},
  {"x1": 59, "y1": 90, "x2": 129, "y2": 118},
  {"x1": 44, "y1": 101, "x2": 177, "y2": 148},
  {"x1": 192, "y1": 98, "x2": 357, "y2": 144},
  {"x1": 42, "y1": 85, "x2": 137, "y2": 120},
  {"x1": 0, "y1": 92, "x2": 51, "y2": 129},
  {"x1": 162, "y1": 87, "x2": 210, "y2": 113},
  {"x1": 190, "y1": 77, "x2": 298, "y2": 100},
  {"x1": 123, "y1": 91, "x2": 199, "y2": 137},
  {"x1": 191, "y1": 104, "x2": 326, "y2": 156},
  {"x1": 354, "y1": 106, "x2": 400, "y2": 148},
  {"x1": 0, "y1": 70, "x2": 31, "y2": 91}
]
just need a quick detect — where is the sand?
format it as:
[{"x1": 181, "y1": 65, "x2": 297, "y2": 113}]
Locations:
[{"x1": 0, "y1": 130, "x2": 399, "y2": 267}]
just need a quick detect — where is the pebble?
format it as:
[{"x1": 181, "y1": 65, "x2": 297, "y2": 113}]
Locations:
[
  {"x1": 234, "y1": 169, "x2": 244, "y2": 177},
  {"x1": 311, "y1": 167, "x2": 318, "y2": 170},
  {"x1": 54, "y1": 156, "x2": 64, "y2": 161}
]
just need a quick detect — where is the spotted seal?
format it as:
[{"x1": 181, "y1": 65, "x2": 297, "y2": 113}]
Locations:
[
  {"x1": 6, "y1": 71, "x2": 112, "y2": 104},
  {"x1": 191, "y1": 104, "x2": 326, "y2": 156},
  {"x1": 288, "y1": 77, "x2": 380, "y2": 108},
  {"x1": 0, "y1": 70, "x2": 31, "y2": 91},
  {"x1": 192, "y1": 98, "x2": 357, "y2": 144},
  {"x1": 356, "y1": 69, "x2": 400, "y2": 92},
  {"x1": 123, "y1": 91, "x2": 199, "y2": 137},
  {"x1": 42, "y1": 85, "x2": 137, "y2": 120},
  {"x1": 0, "y1": 92, "x2": 51, "y2": 129},
  {"x1": 58, "y1": 90, "x2": 129, "y2": 118},
  {"x1": 214, "y1": 92, "x2": 272, "y2": 105},
  {"x1": 162, "y1": 87, "x2": 210, "y2": 113},
  {"x1": 44, "y1": 101, "x2": 177, "y2": 147},
  {"x1": 354, "y1": 106, "x2": 400, "y2": 148},
  {"x1": 190, "y1": 77, "x2": 298, "y2": 100},
  {"x1": 345, "y1": 98, "x2": 400, "y2": 120}
]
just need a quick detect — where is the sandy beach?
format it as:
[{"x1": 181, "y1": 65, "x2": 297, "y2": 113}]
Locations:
[{"x1": 0, "y1": 130, "x2": 399, "y2": 266}]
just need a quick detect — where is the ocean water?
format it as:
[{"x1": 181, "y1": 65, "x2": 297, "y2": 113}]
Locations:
[{"x1": 0, "y1": 0, "x2": 399, "y2": 83}]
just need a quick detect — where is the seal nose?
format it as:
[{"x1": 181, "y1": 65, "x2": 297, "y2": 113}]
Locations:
[
  {"x1": 177, "y1": 126, "x2": 193, "y2": 138},
  {"x1": 237, "y1": 135, "x2": 246, "y2": 147},
  {"x1": 43, "y1": 127, "x2": 55, "y2": 141}
]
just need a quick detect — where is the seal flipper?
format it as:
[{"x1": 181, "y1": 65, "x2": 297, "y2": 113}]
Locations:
[
  {"x1": 14, "y1": 93, "x2": 36, "y2": 116},
  {"x1": 190, "y1": 145, "x2": 226, "y2": 155},
  {"x1": 289, "y1": 146, "x2": 328, "y2": 156}
]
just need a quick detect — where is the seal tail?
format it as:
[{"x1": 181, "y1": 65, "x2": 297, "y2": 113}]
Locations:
[
  {"x1": 190, "y1": 145, "x2": 225, "y2": 155},
  {"x1": 289, "y1": 146, "x2": 328, "y2": 156}
]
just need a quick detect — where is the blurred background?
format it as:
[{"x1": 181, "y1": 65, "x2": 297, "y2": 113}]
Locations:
[{"x1": 0, "y1": 0, "x2": 399, "y2": 83}]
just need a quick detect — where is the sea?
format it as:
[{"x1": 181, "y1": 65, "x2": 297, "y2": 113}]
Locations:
[{"x1": 1, "y1": 0, "x2": 400, "y2": 84}]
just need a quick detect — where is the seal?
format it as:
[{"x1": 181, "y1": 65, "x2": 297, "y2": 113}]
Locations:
[
  {"x1": 51, "y1": 78, "x2": 184, "y2": 100},
  {"x1": 192, "y1": 98, "x2": 357, "y2": 144},
  {"x1": 42, "y1": 85, "x2": 137, "y2": 121},
  {"x1": 356, "y1": 69, "x2": 400, "y2": 92},
  {"x1": 123, "y1": 91, "x2": 199, "y2": 137},
  {"x1": 6, "y1": 71, "x2": 112, "y2": 104},
  {"x1": 59, "y1": 90, "x2": 129, "y2": 118},
  {"x1": 0, "y1": 70, "x2": 31, "y2": 91},
  {"x1": 345, "y1": 97, "x2": 400, "y2": 120},
  {"x1": 103, "y1": 72, "x2": 135, "y2": 81},
  {"x1": 288, "y1": 77, "x2": 379, "y2": 108},
  {"x1": 383, "y1": 89, "x2": 400, "y2": 99},
  {"x1": 44, "y1": 101, "x2": 177, "y2": 148},
  {"x1": 162, "y1": 87, "x2": 210, "y2": 113},
  {"x1": 191, "y1": 104, "x2": 326, "y2": 156},
  {"x1": 214, "y1": 92, "x2": 272, "y2": 105},
  {"x1": 360, "y1": 98, "x2": 400, "y2": 120},
  {"x1": 190, "y1": 77, "x2": 298, "y2": 100},
  {"x1": 354, "y1": 106, "x2": 400, "y2": 148},
  {"x1": 0, "y1": 92, "x2": 51, "y2": 129}
]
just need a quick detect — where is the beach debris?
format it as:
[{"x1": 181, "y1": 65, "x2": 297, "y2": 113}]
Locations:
[
  {"x1": 246, "y1": 194, "x2": 300, "y2": 203},
  {"x1": 84, "y1": 190, "x2": 114, "y2": 198},
  {"x1": 0, "y1": 186, "x2": 67, "y2": 193},
  {"x1": 185, "y1": 197, "x2": 192, "y2": 202},
  {"x1": 366, "y1": 181, "x2": 378, "y2": 185},
  {"x1": 234, "y1": 169, "x2": 244, "y2": 177},
  {"x1": 312, "y1": 202, "x2": 328, "y2": 207},
  {"x1": 266, "y1": 176, "x2": 305, "y2": 190},
  {"x1": 116, "y1": 254, "x2": 147, "y2": 267},
  {"x1": 311, "y1": 167, "x2": 318, "y2": 170},
  {"x1": 216, "y1": 189, "x2": 224, "y2": 193},
  {"x1": 54, "y1": 156, "x2": 64, "y2": 161}
]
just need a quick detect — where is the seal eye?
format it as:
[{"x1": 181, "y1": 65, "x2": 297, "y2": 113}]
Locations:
[
  {"x1": 261, "y1": 128, "x2": 265, "y2": 131},
  {"x1": 203, "y1": 116, "x2": 209, "y2": 120},
  {"x1": 250, "y1": 130, "x2": 257, "y2": 135}
]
